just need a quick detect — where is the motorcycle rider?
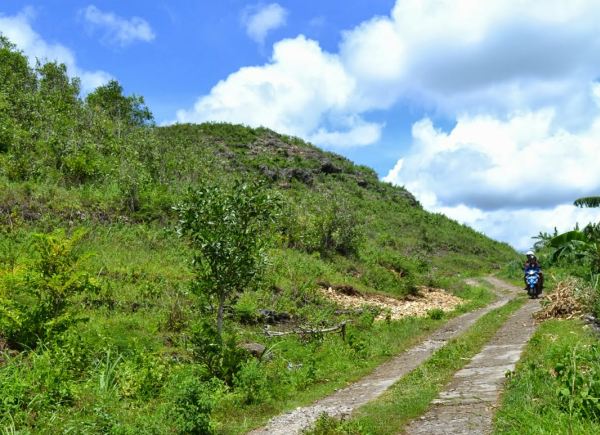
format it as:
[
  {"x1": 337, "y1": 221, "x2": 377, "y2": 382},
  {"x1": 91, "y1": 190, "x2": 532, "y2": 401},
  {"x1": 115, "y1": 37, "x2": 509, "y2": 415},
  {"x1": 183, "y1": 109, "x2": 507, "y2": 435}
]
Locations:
[{"x1": 523, "y1": 250, "x2": 543, "y2": 291}]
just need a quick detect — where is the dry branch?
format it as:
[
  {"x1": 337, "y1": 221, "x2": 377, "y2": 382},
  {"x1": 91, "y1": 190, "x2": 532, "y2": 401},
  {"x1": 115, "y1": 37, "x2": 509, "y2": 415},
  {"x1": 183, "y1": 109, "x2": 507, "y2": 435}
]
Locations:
[
  {"x1": 534, "y1": 278, "x2": 588, "y2": 321},
  {"x1": 264, "y1": 321, "x2": 348, "y2": 340}
]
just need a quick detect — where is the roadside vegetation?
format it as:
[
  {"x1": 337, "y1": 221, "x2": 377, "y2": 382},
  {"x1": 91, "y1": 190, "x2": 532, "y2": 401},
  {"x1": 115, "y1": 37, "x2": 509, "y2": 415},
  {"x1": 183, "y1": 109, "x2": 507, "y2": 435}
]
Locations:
[
  {"x1": 0, "y1": 36, "x2": 518, "y2": 433},
  {"x1": 495, "y1": 319, "x2": 600, "y2": 434},
  {"x1": 493, "y1": 196, "x2": 600, "y2": 433}
]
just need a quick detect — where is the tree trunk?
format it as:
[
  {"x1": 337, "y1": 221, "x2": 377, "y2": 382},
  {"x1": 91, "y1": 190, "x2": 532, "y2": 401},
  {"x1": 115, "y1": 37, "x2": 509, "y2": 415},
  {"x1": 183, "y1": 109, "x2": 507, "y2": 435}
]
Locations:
[{"x1": 216, "y1": 292, "x2": 226, "y2": 337}]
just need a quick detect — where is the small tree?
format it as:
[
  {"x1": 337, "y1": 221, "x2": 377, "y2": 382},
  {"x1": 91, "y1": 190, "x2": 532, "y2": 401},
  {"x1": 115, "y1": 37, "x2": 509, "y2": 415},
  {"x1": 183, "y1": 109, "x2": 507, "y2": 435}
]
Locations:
[
  {"x1": 175, "y1": 180, "x2": 280, "y2": 336},
  {"x1": 0, "y1": 229, "x2": 98, "y2": 349}
]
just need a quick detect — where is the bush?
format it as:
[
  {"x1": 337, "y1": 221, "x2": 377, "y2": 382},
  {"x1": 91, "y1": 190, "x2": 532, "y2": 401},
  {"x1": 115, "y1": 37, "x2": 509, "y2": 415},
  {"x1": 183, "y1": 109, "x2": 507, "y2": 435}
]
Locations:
[
  {"x1": 427, "y1": 308, "x2": 444, "y2": 320},
  {"x1": 0, "y1": 229, "x2": 99, "y2": 348},
  {"x1": 284, "y1": 194, "x2": 364, "y2": 257},
  {"x1": 302, "y1": 412, "x2": 365, "y2": 434},
  {"x1": 176, "y1": 180, "x2": 281, "y2": 336},
  {"x1": 164, "y1": 368, "x2": 224, "y2": 435},
  {"x1": 117, "y1": 352, "x2": 169, "y2": 400},
  {"x1": 189, "y1": 320, "x2": 250, "y2": 386},
  {"x1": 233, "y1": 292, "x2": 259, "y2": 324},
  {"x1": 233, "y1": 359, "x2": 271, "y2": 404}
]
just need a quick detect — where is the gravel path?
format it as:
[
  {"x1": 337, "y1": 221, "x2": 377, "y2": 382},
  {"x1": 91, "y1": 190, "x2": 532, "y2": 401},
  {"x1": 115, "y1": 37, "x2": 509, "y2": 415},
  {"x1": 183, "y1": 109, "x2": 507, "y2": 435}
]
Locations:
[
  {"x1": 248, "y1": 278, "x2": 517, "y2": 435},
  {"x1": 405, "y1": 278, "x2": 540, "y2": 435}
]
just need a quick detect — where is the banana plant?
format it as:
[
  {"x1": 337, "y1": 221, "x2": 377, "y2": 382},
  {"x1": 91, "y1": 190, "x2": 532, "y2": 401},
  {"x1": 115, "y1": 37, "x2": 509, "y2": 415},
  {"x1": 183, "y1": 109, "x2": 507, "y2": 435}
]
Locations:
[
  {"x1": 549, "y1": 225, "x2": 600, "y2": 273},
  {"x1": 574, "y1": 196, "x2": 600, "y2": 208}
]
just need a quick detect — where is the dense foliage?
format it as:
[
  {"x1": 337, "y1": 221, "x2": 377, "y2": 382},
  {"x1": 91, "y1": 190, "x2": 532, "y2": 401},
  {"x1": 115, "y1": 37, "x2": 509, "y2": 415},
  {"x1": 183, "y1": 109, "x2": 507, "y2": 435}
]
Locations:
[{"x1": 0, "y1": 36, "x2": 518, "y2": 433}]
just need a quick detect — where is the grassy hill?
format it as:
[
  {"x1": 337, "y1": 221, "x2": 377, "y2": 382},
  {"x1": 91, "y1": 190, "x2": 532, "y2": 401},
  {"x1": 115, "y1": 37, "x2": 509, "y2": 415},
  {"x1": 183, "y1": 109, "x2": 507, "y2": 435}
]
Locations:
[{"x1": 0, "y1": 36, "x2": 518, "y2": 433}]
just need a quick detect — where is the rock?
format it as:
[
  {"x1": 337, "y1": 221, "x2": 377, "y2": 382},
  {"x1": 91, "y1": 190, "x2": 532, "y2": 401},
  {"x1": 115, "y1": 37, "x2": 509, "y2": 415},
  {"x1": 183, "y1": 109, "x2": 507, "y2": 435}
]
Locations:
[
  {"x1": 258, "y1": 309, "x2": 291, "y2": 324},
  {"x1": 280, "y1": 168, "x2": 314, "y2": 185},
  {"x1": 259, "y1": 165, "x2": 278, "y2": 181},
  {"x1": 356, "y1": 178, "x2": 369, "y2": 188},
  {"x1": 320, "y1": 160, "x2": 342, "y2": 174},
  {"x1": 239, "y1": 342, "x2": 266, "y2": 359},
  {"x1": 332, "y1": 284, "x2": 362, "y2": 297}
]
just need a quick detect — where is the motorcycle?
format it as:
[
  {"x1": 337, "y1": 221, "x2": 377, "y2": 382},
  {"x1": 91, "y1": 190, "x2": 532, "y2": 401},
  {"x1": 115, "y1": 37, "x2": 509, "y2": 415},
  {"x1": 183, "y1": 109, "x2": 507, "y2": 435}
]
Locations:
[{"x1": 525, "y1": 269, "x2": 542, "y2": 298}]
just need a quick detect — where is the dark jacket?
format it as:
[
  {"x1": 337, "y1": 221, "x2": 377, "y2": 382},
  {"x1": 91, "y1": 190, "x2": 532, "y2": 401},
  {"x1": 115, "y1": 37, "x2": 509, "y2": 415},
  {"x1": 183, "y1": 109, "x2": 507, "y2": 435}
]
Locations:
[{"x1": 524, "y1": 260, "x2": 541, "y2": 273}]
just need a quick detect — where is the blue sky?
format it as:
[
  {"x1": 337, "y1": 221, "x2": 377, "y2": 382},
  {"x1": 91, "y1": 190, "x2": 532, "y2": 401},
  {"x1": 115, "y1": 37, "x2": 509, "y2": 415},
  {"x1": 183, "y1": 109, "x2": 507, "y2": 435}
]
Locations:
[{"x1": 2, "y1": 1, "x2": 600, "y2": 250}]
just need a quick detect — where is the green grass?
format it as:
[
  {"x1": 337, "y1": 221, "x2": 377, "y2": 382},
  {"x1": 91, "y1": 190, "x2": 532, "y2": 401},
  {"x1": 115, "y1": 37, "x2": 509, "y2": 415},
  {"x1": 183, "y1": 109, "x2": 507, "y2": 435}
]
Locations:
[
  {"x1": 494, "y1": 319, "x2": 600, "y2": 434},
  {"x1": 305, "y1": 295, "x2": 526, "y2": 434},
  {"x1": 0, "y1": 218, "x2": 505, "y2": 434}
]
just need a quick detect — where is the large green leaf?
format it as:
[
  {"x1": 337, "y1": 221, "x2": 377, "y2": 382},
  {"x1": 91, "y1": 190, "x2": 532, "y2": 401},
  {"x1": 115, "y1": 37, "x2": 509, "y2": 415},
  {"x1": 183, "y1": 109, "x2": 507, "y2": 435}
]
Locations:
[
  {"x1": 574, "y1": 196, "x2": 600, "y2": 208},
  {"x1": 549, "y1": 230, "x2": 588, "y2": 248}
]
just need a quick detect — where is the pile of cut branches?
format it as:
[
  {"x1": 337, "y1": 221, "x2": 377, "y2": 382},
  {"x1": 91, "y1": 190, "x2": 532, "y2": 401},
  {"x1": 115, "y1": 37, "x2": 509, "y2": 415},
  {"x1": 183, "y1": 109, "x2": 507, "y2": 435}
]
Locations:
[{"x1": 534, "y1": 278, "x2": 594, "y2": 321}]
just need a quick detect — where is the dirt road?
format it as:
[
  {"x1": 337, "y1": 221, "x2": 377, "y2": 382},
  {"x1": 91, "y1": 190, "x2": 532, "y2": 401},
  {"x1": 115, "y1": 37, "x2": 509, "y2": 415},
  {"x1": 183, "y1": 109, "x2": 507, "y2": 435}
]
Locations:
[
  {"x1": 248, "y1": 278, "x2": 520, "y2": 435},
  {"x1": 405, "y1": 278, "x2": 540, "y2": 434}
]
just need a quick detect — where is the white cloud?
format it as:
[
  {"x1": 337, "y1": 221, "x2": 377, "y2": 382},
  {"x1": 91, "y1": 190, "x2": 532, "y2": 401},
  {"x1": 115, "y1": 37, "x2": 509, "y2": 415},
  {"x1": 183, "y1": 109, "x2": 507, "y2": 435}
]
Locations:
[
  {"x1": 0, "y1": 8, "x2": 111, "y2": 92},
  {"x1": 178, "y1": 0, "x2": 600, "y2": 149},
  {"x1": 339, "y1": 0, "x2": 600, "y2": 119},
  {"x1": 399, "y1": 109, "x2": 600, "y2": 209},
  {"x1": 384, "y1": 104, "x2": 600, "y2": 249},
  {"x1": 81, "y1": 5, "x2": 155, "y2": 47},
  {"x1": 175, "y1": 36, "x2": 385, "y2": 146},
  {"x1": 309, "y1": 120, "x2": 383, "y2": 148},
  {"x1": 242, "y1": 3, "x2": 288, "y2": 45},
  {"x1": 437, "y1": 204, "x2": 600, "y2": 252}
]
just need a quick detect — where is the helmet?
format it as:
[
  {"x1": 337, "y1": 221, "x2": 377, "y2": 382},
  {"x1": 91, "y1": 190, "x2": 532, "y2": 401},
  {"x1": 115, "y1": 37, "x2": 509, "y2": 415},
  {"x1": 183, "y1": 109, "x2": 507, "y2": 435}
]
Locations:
[{"x1": 526, "y1": 250, "x2": 534, "y2": 256}]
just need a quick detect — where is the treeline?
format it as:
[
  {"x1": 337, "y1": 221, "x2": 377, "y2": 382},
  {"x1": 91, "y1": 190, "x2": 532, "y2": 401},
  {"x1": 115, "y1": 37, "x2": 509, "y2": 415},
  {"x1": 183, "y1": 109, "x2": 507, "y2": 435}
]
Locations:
[{"x1": 1, "y1": 36, "x2": 158, "y2": 212}]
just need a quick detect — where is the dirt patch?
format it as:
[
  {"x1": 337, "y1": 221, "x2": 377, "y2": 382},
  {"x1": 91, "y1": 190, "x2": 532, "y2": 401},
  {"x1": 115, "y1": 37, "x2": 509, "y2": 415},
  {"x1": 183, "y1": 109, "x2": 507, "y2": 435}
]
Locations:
[{"x1": 321, "y1": 286, "x2": 463, "y2": 320}]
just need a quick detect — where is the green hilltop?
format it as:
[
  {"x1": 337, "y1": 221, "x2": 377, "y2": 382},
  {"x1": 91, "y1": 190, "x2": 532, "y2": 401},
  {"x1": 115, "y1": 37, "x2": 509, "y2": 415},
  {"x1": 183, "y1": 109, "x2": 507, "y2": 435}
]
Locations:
[{"x1": 0, "y1": 36, "x2": 518, "y2": 433}]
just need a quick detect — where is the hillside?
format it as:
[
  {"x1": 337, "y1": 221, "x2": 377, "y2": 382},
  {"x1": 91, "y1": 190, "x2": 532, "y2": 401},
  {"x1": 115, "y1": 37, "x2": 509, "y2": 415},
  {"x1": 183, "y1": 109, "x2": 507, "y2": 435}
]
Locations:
[{"x1": 0, "y1": 37, "x2": 518, "y2": 433}]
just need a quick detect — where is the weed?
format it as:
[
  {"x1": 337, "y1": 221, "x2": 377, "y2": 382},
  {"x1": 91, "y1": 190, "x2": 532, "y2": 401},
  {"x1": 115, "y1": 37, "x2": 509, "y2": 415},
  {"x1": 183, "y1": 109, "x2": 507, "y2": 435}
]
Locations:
[
  {"x1": 495, "y1": 319, "x2": 600, "y2": 434},
  {"x1": 234, "y1": 359, "x2": 271, "y2": 405},
  {"x1": 427, "y1": 308, "x2": 445, "y2": 320}
]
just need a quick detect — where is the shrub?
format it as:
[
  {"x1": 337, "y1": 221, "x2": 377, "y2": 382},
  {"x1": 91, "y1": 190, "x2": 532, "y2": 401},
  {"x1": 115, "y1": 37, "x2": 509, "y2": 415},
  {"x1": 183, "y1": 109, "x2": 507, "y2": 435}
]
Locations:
[
  {"x1": 303, "y1": 412, "x2": 365, "y2": 434},
  {"x1": 0, "y1": 229, "x2": 99, "y2": 348},
  {"x1": 233, "y1": 359, "x2": 271, "y2": 404},
  {"x1": 427, "y1": 308, "x2": 444, "y2": 320},
  {"x1": 189, "y1": 320, "x2": 250, "y2": 386},
  {"x1": 233, "y1": 292, "x2": 259, "y2": 324},
  {"x1": 117, "y1": 352, "x2": 169, "y2": 400},
  {"x1": 164, "y1": 368, "x2": 224, "y2": 435},
  {"x1": 284, "y1": 194, "x2": 364, "y2": 257},
  {"x1": 175, "y1": 180, "x2": 280, "y2": 336}
]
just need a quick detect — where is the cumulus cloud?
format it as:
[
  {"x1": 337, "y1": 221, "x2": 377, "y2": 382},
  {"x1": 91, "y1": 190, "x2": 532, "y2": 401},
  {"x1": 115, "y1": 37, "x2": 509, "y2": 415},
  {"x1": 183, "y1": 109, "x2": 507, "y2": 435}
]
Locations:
[
  {"x1": 242, "y1": 3, "x2": 288, "y2": 45},
  {"x1": 0, "y1": 8, "x2": 111, "y2": 92},
  {"x1": 339, "y1": 0, "x2": 600, "y2": 119},
  {"x1": 81, "y1": 5, "x2": 155, "y2": 47},
  {"x1": 384, "y1": 102, "x2": 600, "y2": 249},
  {"x1": 437, "y1": 204, "x2": 600, "y2": 252},
  {"x1": 387, "y1": 107, "x2": 600, "y2": 210},
  {"x1": 176, "y1": 36, "x2": 384, "y2": 146}
]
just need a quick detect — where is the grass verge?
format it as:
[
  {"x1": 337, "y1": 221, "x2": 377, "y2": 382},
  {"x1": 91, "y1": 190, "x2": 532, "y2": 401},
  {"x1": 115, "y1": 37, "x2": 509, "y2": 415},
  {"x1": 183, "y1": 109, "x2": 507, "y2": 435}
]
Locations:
[
  {"x1": 493, "y1": 319, "x2": 600, "y2": 434},
  {"x1": 304, "y1": 295, "x2": 525, "y2": 434}
]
